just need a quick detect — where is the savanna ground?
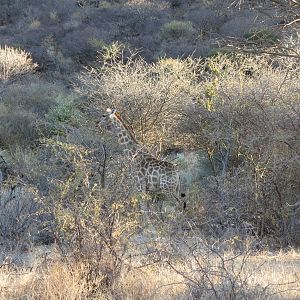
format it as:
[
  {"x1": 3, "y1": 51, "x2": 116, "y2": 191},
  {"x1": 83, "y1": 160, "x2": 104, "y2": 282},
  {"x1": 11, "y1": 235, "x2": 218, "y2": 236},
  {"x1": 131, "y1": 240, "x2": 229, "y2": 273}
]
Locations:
[
  {"x1": 0, "y1": 244, "x2": 299, "y2": 299},
  {"x1": 0, "y1": 0, "x2": 299, "y2": 299}
]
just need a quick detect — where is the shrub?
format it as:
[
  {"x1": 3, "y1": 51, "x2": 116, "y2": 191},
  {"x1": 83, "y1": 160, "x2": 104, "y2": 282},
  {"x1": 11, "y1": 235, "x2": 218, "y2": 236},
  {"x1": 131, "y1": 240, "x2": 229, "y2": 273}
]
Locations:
[
  {"x1": 185, "y1": 8, "x2": 225, "y2": 32},
  {"x1": 77, "y1": 51, "x2": 300, "y2": 245},
  {"x1": 181, "y1": 54, "x2": 300, "y2": 245},
  {"x1": 57, "y1": 27, "x2": 100, "y2": 58},
  {"x1": 0, "y1": 109, "x2": 40, "y2": 148},
  {"x1": 169, "y1": 0, "x2": 183, "y2": 8},
  {"x1": 0, "y1": 79, "x2": 76, "y2": 149},
  {"x1": 88, "y1": 37, "x2": 107, "y2": 50},
  {"x1": 40, "y1": 136, "x2": 141, "y2": 291},
  {"x1": 45, "y1": 94, "x2": 81, "y2": 125},
  {"x1": 96, "y1": 41, "x2": 127, "y2": 64},
  {"x1": 0, "y1": 80, "x2": 69, "y2": 148},
  {"x1": 1, "y1": 80, "x2": 64, "y2": 115},
  {"x1": 0, "y1": 45, "x2": 37, "y2": 82},
  {"x1": 219, "y1": 14, "x2": 258, "y2": 37},
  {"x1": 0, "y1": 152, "x2": 8, "y2": 185},
  {"x1": 76, "y1": 54, "x2": 201, "y2": 151},
  {"x1": 29, "y1": 19, "x2": 41, "y2": 29},
  {"x1": 0, "y1": 184, "x2": 41, "y2": 247},
  {"x1": 160, "y1": 20, "x2": 195, "y2": 39},
  {"x1": 49, "y1": 10, "x2": 60, "y2": 23}
]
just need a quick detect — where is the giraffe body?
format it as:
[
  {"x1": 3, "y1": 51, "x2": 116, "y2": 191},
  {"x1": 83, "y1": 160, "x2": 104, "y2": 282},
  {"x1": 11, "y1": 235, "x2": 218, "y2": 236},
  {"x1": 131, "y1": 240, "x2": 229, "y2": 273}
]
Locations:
[{"x1": 100, "y1": 109, "x2": 187, "y2": 207}]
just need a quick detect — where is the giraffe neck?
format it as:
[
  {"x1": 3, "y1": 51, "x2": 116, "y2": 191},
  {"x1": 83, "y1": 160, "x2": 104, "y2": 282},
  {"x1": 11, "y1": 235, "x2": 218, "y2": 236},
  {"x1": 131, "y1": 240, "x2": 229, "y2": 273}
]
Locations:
[{"x1": 110, "y1": 114, "x2": 141, "y2": 158}]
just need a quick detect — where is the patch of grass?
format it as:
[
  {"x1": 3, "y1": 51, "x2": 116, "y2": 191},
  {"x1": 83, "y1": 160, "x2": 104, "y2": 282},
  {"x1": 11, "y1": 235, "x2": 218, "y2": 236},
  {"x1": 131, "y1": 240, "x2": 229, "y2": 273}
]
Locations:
[
  {"x1": 1, "y1": 80, "x2": 63, "y2": 116},
  {"x1": 88, "y1": 37, "x2": 107, "y2": 49},
  {"x1": 49, "y1": 10, "x2": 60, "y2": 23},
  {"x1": 0, "y1": 248, "x2": 299, "y2": 299},
  {"x1": 98, "y1": 0, "x2": 113, "y2": 9},
  {"x1": 45, "y1": 94, "x2": 81, "y2": 125},
  {"x1": 0, "y1": 45, "x2": 37, "y2": 82},
  {"x1": 0, "y1": 109, "x2": 40, "y2": 148},
  {"x1": 29, "y1": 19, "x2": 41, "y2": 29},
  {"x1": 160, "y1": 20, "x2": 195, "y2": 39},
  {"x1": 0, "y1": 184, "x2": 40, "y2": 246}
]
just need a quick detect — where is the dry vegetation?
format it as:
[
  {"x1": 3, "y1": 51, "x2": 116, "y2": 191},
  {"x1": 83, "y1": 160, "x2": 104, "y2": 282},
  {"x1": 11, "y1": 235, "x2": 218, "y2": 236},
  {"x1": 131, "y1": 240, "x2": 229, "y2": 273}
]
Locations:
[
  {"x1": 0, "y1": 45, "x2": 37, "y2": 83},
  {"x1": 0, "y1": 246, "x2": 299, "y2": 299},
  {"x1": 0, "y1": 0, "x2": 299, "y2": 299}
]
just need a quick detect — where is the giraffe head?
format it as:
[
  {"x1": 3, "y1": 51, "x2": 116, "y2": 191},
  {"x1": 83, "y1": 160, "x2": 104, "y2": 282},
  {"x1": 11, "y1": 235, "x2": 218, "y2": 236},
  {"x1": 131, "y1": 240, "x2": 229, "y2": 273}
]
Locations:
[{"x1": 99, "y1": 108, "x2": 116, "y2": 130}]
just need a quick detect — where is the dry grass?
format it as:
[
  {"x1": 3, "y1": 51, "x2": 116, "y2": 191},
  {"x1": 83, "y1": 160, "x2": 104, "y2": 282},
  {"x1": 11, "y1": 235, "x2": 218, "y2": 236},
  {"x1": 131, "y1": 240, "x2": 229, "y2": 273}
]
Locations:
[
  {"x1": 0, "y1": 45, "x2": 37, "y2": 82},
  {"x1": 0, "y1": 247, "x2": 299, "y2": 300},
  {"x1": 114, "y1": 266, "x2": 186, "y2": 300},
  {"x1": 0, "y1": 262, "x2": 100, "y2": 300},
  {"x1": 243, "y1": 251, "x2": 300, "y2": 300}
]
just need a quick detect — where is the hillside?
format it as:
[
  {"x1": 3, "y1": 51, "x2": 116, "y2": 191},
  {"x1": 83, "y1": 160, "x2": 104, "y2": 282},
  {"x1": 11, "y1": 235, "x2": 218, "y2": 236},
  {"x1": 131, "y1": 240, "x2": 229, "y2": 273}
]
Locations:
[{"x1": 0, "y1": 0, "x2": 299, "y2": 299}]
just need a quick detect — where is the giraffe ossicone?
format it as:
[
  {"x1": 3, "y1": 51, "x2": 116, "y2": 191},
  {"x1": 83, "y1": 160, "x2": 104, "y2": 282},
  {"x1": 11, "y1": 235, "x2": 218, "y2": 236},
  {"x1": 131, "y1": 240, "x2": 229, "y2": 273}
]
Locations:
[{"x1": 100, "y1": 108, "x2": 187, "y2": 208}]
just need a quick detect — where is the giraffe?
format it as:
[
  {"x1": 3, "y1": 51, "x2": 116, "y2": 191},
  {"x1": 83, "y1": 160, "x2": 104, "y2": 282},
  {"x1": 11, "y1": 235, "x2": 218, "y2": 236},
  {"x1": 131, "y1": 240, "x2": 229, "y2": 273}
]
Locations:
[{"x1": 99, "y1": 108, "x2": 187, "y2": 209}]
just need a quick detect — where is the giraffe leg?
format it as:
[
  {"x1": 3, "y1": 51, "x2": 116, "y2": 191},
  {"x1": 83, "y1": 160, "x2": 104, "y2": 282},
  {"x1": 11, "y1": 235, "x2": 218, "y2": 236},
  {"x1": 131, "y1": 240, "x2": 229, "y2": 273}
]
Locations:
[
  {"x1": 133, "y1": 176, "x2": 149, "y2": 214},
  {"x1": 157, "y1": 196, "x2": 165, "y2": 221},
  {"x1": 150, "y1": 193, "x2": 162, "y2": 216}
]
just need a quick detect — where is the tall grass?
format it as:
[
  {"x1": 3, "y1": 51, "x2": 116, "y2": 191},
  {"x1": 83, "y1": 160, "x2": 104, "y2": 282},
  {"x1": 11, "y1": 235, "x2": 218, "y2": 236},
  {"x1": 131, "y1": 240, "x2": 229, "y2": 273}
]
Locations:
[
  {"x1": 0, "y1": 45, "x2": 37, "y2": 82},
  {"x1": 0, "y1": 246, "x2": 299, "y2": 299}
]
